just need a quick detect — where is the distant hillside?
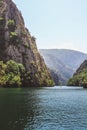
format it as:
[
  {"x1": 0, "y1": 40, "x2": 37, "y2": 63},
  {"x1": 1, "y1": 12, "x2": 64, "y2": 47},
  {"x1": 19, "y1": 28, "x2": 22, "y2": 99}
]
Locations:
[{"x1": 40, "y1": 49, "x2": 87, "y2": 85}]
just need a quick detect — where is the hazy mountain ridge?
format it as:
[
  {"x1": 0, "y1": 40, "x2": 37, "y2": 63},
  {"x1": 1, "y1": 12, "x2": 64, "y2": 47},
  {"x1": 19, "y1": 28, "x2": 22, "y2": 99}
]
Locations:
[{"x1": 40, "y1": 49, "x2": 87, "y2": 85}]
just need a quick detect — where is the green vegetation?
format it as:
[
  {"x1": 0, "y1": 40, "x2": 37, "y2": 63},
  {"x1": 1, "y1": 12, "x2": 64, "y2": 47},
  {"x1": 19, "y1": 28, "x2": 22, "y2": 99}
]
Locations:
[
  {"x1": 67, "y1": 68, "x2": 87, "y2": 87},
  {"x1": 0, "y1": 60, "x2": 54, "y2": 87},
  {"x1": 7, "y1": 19, "x2": 15, "y2": 31},
  {"x1": 9, "y1": 32, "x2": 18, "y2": 43},
  {"x1": 0, "y1": 17, "x2": 4, "y2": 21},
  {"x1": 0, "y1": 60, "x2": 25, "y2": 87},
  {"x1": 7, "y1": 20, "x2": 15, "y2": 26},
  {"x1": 0, "y1": 1, "x2": 2, "y2": 7},
  {"x1": 10, "y1": 32, "x2": 17, "y2": 38},
  {"x1": 7, "y1": 19, "x2": 18, "y2": 44},
  {"x1": 24, "y1": 42, "x2": 29, "y2": 48},
  {"x1": 21, "y1": 31, "x2": 27, "y2": 37}
]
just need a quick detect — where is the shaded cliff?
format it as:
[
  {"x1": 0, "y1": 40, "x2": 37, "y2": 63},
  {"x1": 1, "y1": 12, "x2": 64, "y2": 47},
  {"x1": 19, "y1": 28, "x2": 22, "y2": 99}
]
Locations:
[
  {"x1": 68, "y1": 60, "x2": 87, "y2": 88},
  {"x1": 0, "y1": 0, "x2": 54, "y2": 87},
  {"x1": 49, "y1": 69, "x2": 60, "y2": 85}
]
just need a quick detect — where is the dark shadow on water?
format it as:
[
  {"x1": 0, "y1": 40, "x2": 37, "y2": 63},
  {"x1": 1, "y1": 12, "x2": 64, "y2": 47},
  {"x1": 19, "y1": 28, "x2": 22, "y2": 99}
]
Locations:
[{"x1": 0, "y1": 88, "x2": 42, "y2": 130}]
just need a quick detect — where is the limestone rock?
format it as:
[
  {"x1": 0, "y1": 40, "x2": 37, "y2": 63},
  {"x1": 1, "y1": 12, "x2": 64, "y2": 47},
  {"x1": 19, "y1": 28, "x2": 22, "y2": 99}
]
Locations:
[{"x1": 0, "y1": 0, "x2": 54, "y2": 87}]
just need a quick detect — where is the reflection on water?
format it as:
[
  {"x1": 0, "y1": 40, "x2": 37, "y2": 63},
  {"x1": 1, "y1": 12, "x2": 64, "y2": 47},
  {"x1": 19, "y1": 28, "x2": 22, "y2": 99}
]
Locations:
[{"x1": 0, "y1": 87, "x2": 87, "y2": 130}]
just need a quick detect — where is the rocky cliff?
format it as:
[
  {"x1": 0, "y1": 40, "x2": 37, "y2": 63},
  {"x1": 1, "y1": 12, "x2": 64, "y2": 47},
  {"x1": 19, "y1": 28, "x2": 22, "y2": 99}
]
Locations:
[
  {"x1": 68, "y1": 60, "x2": 87, "y2": 88},
  {"x1": 0, "y1": 0, "x2": 54, "y2": 87}
]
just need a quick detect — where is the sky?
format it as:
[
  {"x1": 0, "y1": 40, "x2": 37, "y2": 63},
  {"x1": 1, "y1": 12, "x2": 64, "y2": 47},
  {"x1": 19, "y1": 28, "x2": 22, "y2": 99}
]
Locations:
[{"x1": 13, "y1": 0, "x2": 87, "y2": 53}]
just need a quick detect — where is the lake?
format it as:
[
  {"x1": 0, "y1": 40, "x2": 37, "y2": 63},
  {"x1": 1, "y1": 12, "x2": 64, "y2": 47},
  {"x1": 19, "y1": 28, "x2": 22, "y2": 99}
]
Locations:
[{"x1": 0, "y1": 86, "x2": 87, "y2": 130}]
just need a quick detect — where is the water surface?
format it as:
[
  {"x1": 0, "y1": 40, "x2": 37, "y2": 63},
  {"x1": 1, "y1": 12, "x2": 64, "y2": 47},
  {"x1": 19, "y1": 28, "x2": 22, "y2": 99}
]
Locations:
[{"x1": 0, "y1": 86, "x2": 87, "y2": 130}]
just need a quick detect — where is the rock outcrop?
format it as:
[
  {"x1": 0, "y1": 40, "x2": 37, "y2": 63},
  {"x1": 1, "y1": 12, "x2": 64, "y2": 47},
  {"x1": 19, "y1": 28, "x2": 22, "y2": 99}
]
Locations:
[
  {"x1": 0, "y1": 0, "x2": 54, "y2": 87},
  {"x1": 67, "y1": 60, "x2": 87, "y2": 88}
]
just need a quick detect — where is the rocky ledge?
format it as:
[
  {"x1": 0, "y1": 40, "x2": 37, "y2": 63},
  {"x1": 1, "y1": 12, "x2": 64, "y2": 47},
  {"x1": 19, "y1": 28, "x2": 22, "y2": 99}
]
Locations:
[{"x1": 0, "y1": 0, "x2": 54, "y2": 87}]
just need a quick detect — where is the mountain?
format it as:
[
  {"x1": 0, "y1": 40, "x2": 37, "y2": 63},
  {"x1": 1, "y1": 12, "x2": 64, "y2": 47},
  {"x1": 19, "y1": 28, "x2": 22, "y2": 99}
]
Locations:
[
  {"x1": 68, "y1": 60, "x2": 87, "y2": 88},
  {"x1": 40, "y1": 49, "x2": 87, "y2": 85},
  {"x1": 0, "y1": 0, "x2": 54, "y2": 87}
]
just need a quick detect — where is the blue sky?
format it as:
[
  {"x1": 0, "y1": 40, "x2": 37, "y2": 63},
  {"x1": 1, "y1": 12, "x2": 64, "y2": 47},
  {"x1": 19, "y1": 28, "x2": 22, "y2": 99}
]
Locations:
[{"x1": 13, "y1": 0, "x2": 87, "y2": 53}]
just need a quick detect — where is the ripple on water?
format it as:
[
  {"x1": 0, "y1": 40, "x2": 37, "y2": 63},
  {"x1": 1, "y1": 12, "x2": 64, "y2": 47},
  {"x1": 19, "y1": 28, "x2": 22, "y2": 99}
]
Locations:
[{"x1": 0, "y1": 87, "x2": 87, "y2": 130}]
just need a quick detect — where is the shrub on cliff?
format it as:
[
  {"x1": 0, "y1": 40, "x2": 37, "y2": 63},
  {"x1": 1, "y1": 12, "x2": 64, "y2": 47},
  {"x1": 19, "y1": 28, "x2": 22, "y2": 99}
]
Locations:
[
  {"x1": 7, "y1": 19, "x2": 15, "y2": 31},
  {"x1": 0, "y1": 60, "x2": 54, "y2": 87},
  {"x1": 0, "y1": 60, "x2": 25, "y2": 87},
  {"x1": 67, "y1": 68, "x2": 87, "y2": 87}
]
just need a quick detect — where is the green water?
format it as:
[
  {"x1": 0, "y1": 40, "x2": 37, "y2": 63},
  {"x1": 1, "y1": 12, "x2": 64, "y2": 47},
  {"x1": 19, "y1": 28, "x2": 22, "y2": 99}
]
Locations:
[{"x1": 0, "y1": 86, "x2": 87, "y2": 130}]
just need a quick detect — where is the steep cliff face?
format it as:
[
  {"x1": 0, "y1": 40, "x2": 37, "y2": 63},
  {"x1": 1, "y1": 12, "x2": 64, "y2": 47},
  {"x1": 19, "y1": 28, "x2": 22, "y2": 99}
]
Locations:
[
  {"x1": 0, "y1": 0, "x2": 54, "y2": 87},
  {"x1": 75, "y1": 60, "x2": 87, "y2": 74},
  {"x1": 68, "y1": 60, "x2": 87, "y2": 88}
]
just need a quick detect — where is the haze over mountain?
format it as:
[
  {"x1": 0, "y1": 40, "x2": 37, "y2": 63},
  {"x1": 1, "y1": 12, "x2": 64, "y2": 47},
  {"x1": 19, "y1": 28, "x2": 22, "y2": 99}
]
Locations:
[{"x1": 40, "y1": 49, "x2": 87, "y2": 85}]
